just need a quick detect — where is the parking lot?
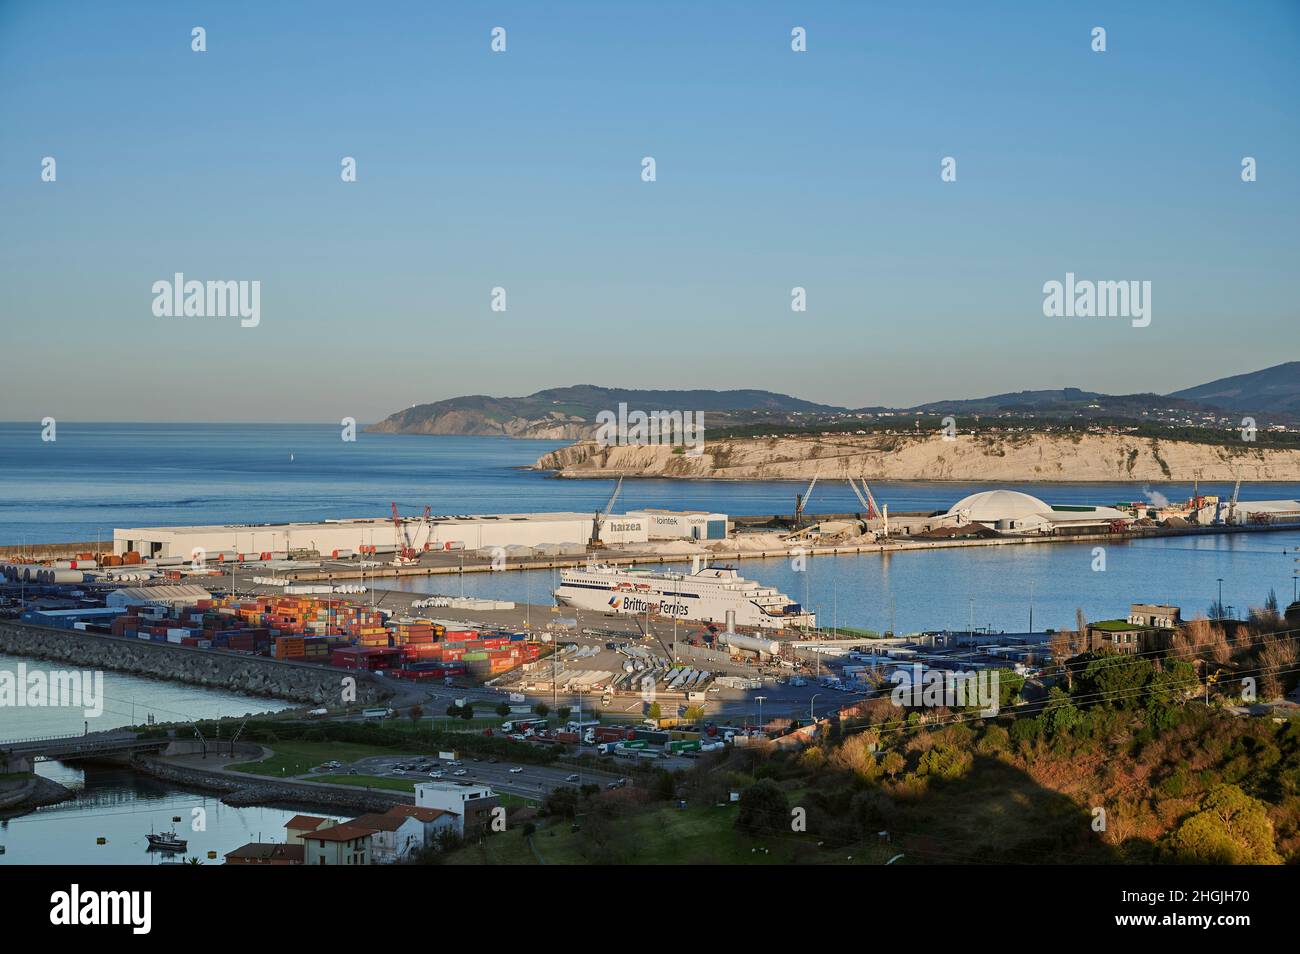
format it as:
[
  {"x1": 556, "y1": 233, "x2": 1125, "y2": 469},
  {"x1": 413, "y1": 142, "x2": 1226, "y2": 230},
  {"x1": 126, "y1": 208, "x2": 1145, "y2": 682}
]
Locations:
[{"x1": 318, "y1": 751, "x2": 625, "y2": 798}]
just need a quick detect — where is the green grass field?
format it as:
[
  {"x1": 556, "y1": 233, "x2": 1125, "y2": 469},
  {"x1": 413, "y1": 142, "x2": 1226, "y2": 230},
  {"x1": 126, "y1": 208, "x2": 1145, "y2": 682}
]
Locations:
[
  {"x1": 496, "y1": 793, "x2": 539, "y2": 808},
  {"x1": 228, "y1": 741, "x2": 412, "y2": 777},
  {"x1": 310, "y1": 774, "x2": 419, "y2": 792},
  {"x1": 445, "y1": 803, "x2": 896, "y2": 866}
]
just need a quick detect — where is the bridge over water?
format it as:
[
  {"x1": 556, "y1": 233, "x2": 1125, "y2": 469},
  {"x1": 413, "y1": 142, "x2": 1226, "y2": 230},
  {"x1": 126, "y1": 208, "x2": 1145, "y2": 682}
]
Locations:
[{"x1": 0, "y1": 730, "x2": 170, "y2": 763}]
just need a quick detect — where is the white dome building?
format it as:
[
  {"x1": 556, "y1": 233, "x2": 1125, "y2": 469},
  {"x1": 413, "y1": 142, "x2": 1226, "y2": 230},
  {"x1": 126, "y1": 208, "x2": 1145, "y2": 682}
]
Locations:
[
  {"x1": 947, "y1": 489, "x2": 1131, "y2": 535},
  {"x1": 947, "y1": 490, "x2": 1051, "y2": 523}
]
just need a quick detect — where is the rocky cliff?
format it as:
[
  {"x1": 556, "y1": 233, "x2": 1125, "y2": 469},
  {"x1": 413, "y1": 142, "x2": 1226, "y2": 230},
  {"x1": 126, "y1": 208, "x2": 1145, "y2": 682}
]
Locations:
[
  {"x1": 368, "y1": 408, "x2": 591, "y2": 439},
  {"x1": 534, "y1": 433, "x2": 1300, "y2": 482}
]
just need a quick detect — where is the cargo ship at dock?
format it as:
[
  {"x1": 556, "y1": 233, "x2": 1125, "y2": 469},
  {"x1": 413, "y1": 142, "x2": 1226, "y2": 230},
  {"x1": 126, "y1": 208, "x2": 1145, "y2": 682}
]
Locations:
[{"x1": 554, "y1": 561, "x2": 815, "y2": 630}]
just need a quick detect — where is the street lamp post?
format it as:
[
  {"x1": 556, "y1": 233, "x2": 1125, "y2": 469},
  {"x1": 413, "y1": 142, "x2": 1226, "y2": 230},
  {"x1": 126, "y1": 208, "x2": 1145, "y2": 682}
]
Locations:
[
  {"x1": 1216, "y1": 578, "x2": 1224, "y2": 618},
  {"x1": 1028, "y1": 580, "x2": 1035, "y2": 635},
  {"x1": 809, "y1": 693, "x2": 820, "y2": 723},
  {"x1": 755, "y1": 695, "x2": 767, "y2": 736}
]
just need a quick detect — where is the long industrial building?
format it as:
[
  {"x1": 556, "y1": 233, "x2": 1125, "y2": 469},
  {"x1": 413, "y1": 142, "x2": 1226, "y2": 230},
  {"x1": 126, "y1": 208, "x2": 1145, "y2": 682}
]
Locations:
[
  {"x1": 113, "y1": 510, "x2": 728, "y2": 559},
  {"x1": 626, "y1": 509, "x2": 728, "y2": 541}
]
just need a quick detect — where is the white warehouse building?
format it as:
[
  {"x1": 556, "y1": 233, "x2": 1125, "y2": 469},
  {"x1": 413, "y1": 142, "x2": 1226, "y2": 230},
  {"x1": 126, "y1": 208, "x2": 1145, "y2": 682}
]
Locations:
[
  {"x1": 111, "y1": 510, "x2": 731, "y2": 560},
  {"x1": 625, "y1": 509, "x2": 728, "y2": 541}
]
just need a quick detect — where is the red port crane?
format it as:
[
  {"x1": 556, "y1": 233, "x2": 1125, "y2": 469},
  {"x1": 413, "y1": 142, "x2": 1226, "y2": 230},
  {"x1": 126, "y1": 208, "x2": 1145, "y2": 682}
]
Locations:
[{"x1": 390, "y1": 502, "x2": 429, "y2": 566}]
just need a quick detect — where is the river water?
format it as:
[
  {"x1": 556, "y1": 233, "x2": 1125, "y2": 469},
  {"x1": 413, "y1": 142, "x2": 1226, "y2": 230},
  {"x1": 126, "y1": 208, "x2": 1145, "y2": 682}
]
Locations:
[
  {"x1": 0, "y1": 655, "x2": 298, "y2": 865},
  {"x1": 1, "y1": 761, "x2": 313, "y2": 866}
]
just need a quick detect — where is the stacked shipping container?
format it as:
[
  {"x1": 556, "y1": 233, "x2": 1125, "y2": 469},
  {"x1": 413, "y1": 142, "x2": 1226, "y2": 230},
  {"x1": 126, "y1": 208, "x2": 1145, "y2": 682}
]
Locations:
[{"x1": 25, "y1": 590, "x2": 539, "y2": 679}]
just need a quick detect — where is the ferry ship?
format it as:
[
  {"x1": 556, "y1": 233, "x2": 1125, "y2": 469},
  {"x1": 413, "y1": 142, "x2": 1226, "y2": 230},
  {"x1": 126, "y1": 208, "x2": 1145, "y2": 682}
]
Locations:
[{"x1": 554, "y1": 560, "x2": 815, "y2": 630}]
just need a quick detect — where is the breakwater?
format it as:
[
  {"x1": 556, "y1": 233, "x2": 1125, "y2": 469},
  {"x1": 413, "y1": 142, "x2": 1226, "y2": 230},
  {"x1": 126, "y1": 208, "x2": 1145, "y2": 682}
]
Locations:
[
  {"x1": 0, "y1": 773, "x2": 75, "y2": 814},
  {"x1": 0, "y1": 622, "x2": 393, "y2": 707}
]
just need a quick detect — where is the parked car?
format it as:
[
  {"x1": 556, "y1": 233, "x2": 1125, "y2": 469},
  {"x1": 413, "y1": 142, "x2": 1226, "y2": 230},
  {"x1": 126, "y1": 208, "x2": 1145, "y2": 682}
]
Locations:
[
  {"x1": 453, "y1": 769, "x2": 468, "y2": 777},
  {"x1": 565, "y1": 774, "x2": 580, "y2": 782},
  {"x1": 509, "y1": 766, "x2": 523, "y2": 774},
  {"x1": 428, "y1": 771, "x2": 444, "y2": 778}
]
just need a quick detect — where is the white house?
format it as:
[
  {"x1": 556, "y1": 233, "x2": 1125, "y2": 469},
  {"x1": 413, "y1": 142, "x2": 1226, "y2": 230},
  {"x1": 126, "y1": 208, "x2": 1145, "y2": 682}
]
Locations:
[
  {"x1": 383, "y1": 805, "x2": 459, "y2": 849},
  {"x1": 415, "y1": 781, "x2": 500, "y2": 838},
  {"x1": 301, "y1": 822, "x2": 374, "y2": 865},
  {"x1": 349, "y1": 813, "x2": 427, "y2": 864}
]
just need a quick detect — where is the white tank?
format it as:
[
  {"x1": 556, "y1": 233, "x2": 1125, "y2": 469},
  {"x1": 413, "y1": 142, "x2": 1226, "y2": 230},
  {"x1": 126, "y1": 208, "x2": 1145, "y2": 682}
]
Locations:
[{"x1": 719, "y1": 632, "x2": 780, "y2": 656}]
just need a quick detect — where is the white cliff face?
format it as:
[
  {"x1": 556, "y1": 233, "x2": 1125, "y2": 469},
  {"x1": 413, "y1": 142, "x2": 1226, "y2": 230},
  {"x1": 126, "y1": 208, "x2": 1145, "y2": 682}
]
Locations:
[
  {"x1": 368, "y1": 409, "x2": 592, "y2": 439},
  {"x1": 534, "y1": 434, "x2": 1300, "y2": 481}
]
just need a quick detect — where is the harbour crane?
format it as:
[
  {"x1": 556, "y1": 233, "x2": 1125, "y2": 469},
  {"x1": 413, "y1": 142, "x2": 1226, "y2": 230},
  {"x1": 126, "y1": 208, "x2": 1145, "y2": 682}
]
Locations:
[
  {"x1": 848, "y1": 477, "x2": 880, "y2": 519},
  {"x1": 849, "y1": 476, "x2": 889, "y2": 537},
  {"x1": 390, "y1": 502, "x2": 431, "y2": 566},
  {"x1": 1227, "y1": 477, "x2": 1242, "y2": 525},
  {"x1": 588, "y1": 477, "x2": 624, "y2": 549},
  {"x1": 793, "y1": 470, "x2": 820, "y2": 528}
]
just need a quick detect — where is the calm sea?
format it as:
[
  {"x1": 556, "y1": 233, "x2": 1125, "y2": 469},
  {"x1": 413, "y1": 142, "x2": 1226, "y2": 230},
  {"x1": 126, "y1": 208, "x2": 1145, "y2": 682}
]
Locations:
[{"x1": 2, "y1": 421, "x2": 1296, "y2": 542}]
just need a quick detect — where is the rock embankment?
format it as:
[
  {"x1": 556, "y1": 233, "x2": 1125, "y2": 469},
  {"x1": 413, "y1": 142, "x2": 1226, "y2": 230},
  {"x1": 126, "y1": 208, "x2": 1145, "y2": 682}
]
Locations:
[
  {"x1": 0, "y1": 774, "x2": 75, "y2": 815},
  {"x1": 0, "y1": 622, "x2": 393, "y2": 707},
  {"x1": 133, "y1": 756, "x2": 412, "y2": 813},
  {"x1": 535, "y1": 433, "x2": 1300, "y2": 482}
]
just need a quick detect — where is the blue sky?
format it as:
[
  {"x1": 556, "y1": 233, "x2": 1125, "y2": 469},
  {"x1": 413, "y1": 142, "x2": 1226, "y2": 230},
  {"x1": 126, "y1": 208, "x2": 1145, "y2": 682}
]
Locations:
[{"x1": 1, "y1": 0, "x2": 1297, "y2": 422}]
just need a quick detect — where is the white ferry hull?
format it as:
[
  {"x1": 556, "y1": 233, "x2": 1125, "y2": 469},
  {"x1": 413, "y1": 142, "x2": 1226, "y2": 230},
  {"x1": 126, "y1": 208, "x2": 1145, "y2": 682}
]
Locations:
[{"x1": 554, "y1": 565, "x2": 815, "y2": 631}]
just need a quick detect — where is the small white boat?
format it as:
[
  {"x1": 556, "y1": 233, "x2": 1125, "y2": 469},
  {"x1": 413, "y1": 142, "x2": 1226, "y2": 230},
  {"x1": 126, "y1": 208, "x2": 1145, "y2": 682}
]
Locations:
[{"x1": 146, "y1": 829, "x2": 187, "y2": 852}]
